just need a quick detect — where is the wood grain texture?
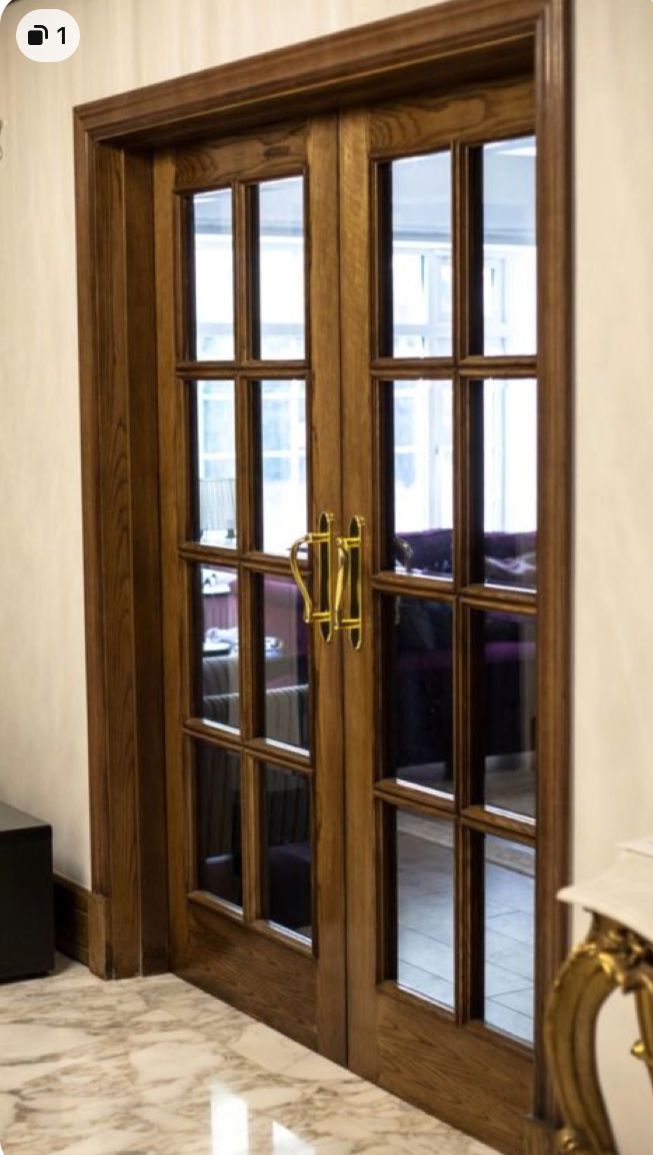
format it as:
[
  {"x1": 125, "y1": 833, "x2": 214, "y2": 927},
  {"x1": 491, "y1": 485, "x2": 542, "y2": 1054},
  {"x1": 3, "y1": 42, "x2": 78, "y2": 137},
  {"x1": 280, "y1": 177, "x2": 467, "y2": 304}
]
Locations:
[
  {"x1": 76, "y1": 1, "x2": 571, "y2": 1144},
  {"x1": 92, "y1": 143, "x2": 141, "y2": 977},
  {"x1": 87, "y1": 892, "x2": 111, "y2": 978},
  {"x1": 523, "y1": 1117, "x2": 559, "y2": 1155},
  {"x1": 175, "y1": 122, "x2": 306, "y2": 191},
  {"x1": 377, "y1": 993, "x2": 532, "y2": 1155},
  {"x1": 53, "y1": 875, "x2": 90, "y2": 965},
  {"x1": 306, "y1": 114, "x2": 348, "y2": 1064},
  {"x1": 338, "y1": 43, "x2": 569, "y2": 1153},
  {"x1": 156, "y1": 117, "x2": 347, "y2": 1064},
  {"x1": 531, "y1": 0, "x2": 573, "y2": 1121},
  {"x1": 368, "y1": 78, "x2": 534, "y2": 157},
  {"x1": 123, "y1": 150, "x2": 169, "y2": 975},
  {"x1": 183, "y1": 903, "x2": 317, "y2": 1050},
  {"x1": 75, "y1": 1, "x2": 541, "y2": 146}
]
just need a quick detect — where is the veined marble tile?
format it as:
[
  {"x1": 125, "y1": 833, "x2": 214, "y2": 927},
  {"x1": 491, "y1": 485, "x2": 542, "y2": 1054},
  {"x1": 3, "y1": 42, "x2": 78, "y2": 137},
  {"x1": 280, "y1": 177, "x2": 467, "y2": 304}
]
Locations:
[{"x1": 0, "y1": 955, "x2": 499, "y2": 1155}]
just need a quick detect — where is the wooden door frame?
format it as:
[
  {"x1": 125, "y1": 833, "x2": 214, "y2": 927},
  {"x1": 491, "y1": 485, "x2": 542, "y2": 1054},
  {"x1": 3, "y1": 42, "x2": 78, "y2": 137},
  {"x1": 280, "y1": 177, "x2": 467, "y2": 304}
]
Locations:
[{"x1": 75, "y1": 0, "x2": 571, "y2": 1147}]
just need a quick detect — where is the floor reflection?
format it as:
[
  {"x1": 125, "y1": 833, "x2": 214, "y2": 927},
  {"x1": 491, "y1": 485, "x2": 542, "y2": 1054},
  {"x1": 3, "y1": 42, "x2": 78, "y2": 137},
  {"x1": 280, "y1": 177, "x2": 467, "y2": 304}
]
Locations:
[{"x1": 0, "y1": 956, "x2": 499, "y2": 1155}]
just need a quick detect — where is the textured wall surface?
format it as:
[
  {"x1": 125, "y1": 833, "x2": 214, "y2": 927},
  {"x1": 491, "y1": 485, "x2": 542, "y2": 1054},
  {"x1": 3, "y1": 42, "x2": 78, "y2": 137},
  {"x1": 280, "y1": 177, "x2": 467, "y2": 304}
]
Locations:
[{"x1": 1, "y1": 0, "x2": 653, "y2": 1149}]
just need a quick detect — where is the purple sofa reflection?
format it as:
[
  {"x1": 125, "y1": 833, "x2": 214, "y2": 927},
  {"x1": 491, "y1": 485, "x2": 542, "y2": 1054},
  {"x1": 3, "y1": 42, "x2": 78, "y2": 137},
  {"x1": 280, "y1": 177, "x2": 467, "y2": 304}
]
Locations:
[{"x1": 392, "y1": 529, "x2": 537, "y2": 786}]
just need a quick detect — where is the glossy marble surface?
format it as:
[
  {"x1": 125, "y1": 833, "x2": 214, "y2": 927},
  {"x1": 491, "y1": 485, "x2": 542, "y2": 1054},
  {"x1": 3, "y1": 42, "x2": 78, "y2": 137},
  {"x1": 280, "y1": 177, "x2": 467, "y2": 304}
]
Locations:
[{"x1": 0, "y1": 957, "x2": 499, "y2": 1155}]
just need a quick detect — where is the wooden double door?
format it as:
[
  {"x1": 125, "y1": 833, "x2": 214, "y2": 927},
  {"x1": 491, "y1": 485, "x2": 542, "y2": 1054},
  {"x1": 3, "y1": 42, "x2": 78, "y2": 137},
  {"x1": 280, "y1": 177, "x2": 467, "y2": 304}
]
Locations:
[{"x1": 155, "y1": 77, "x2": 542, "y2": 1153}]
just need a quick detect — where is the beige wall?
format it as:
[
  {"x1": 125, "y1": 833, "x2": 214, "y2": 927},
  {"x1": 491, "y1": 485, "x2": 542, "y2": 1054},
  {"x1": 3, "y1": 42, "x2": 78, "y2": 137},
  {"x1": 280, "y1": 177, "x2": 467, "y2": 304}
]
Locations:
[
  {"x1": 1, "y1": 0, "x2": 653, "y2": 1148},
  {"x1": 575, "y1": 2, "x2": 653, "y2": 1150},
  {"x1": 0, "y1": 0, "x2": 442, "y2": 884}
]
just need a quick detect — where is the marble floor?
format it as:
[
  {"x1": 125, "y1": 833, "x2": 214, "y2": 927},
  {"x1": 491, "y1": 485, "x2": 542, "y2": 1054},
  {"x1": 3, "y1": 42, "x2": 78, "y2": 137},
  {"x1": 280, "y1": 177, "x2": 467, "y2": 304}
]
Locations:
[{"x1": 0, "y1": 956, "x2": 499, "y2": 1155}]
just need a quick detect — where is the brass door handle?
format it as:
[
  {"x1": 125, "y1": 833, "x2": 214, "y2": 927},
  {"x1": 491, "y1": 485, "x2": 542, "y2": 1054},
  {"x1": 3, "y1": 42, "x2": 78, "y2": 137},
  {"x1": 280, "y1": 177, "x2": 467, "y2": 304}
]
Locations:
[
  {"x1": 335, "y1": 516, "x2": 364, "y2": 650},
  {"x1": 289, "y1": 511, "x2": 335, "y2": 643}
]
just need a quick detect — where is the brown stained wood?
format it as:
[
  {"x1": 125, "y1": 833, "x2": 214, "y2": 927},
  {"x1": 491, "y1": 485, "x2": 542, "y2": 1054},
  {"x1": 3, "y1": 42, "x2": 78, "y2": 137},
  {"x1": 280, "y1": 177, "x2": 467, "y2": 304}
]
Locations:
[
  {"x1": 177, "y1": 542, "x2": 242, "y2": 568},
  {"x1": 377, "y1": 979, "x2": 456, "y2": 1022},
  {"x1": 175, "y1": 363, "x2": 238, "y2": 379},
  {"x1": 246, "y1": 737, "x2": 312, "y2": 775},
  {"x1": 532, "y1": 0, "x2": 573, "y2": 1120},
  {"x1": 239, "y1": 552, "x2": 309, "y2": 577},
  {"x1": 157, "y1": 115, "x2": 347, "y2": 1065},
  {"x1": 177, "y1": 196, "x2": 194, "y2": 363},
  {"x1": 249, "y1": 918, "x2": 314, "y2": 958},
  {"x1": 180, "y1": 720, "x2": 312, "y2": 775},
  {"x1": 122, "y1": 150, "x2": 169, "y2": 973},
  {"x1": 75, "y1": 115, "x2": 110, "y2": 925},
  {"x1": 175, "y1": 122, "x2": 306, "y2": 191},
  {"x1": 306, "y1": 115, "x2": 347, "y2": 1064},
  {"x1": 459, "y1": 356, "x2": 538, "y2": 376},
  {"x1": 523, "y1": 1118, "x2": 560, "y2": 1155},
  {"x1": 460, "y1": 805, "x2": 537, "y2": 843},
  {"x1": 54, "y1": 875, "x2": 90, "y2": 965},
  {"x1": 338, "y1": 21, "x2": 569, "y2": 1146},
  {"x1": 371, "y1": 572, "x2": 456, "y2": 601},
  {"x1": 77, "y1": 1, "x2": 571, "y2": 1146},
  {"x1": 183, "y1": 909, "x2": 317, "y2": 1050},
  {"x1": 75, "y1": 3, "x2": 540, "y2": 146},
  {"x1": 461, "y1": 585, "x2": 538, "y2": 615},
  {"x1": 241, "y1": 752, "x2": 259, "y2": 925},
  {"x1": 339, "y1": 106, "x2": 378, "y2": 1083},
  {"x1": 88, "y1": 893, "x2": 111, "y2": 978},
  {"x1": 377, "y1": 802, "x2": 397, "y2": 984},
  {"x1": 154, "y1": 149, "x2": 191, "y2": 972},
  {"x1": 187, "y1": 888, "x2": 244, "y2": 925},
  {"x1": 374, "y1": 779, "x2": 455, "y2": 818},
  {"x1": 377, "y1": 993, "x2": 532, "y2": 1155},
  {"x1": 369, "y1": 78, "x2": 534, "y2": 158},
  {"x1": 372, "y1": 359, "x2": 456, "y2": 377},
  {"x1": 93, "y1": 143, "x2": 142, "y2": 977}
]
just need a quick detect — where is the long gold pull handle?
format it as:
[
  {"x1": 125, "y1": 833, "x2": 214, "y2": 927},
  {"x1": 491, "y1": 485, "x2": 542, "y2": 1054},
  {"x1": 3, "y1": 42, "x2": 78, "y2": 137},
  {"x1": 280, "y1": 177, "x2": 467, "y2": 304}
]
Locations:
[
  {"x1": 335, "y1": 515, "x2": 364, "y2": 650},
  {"x1": 289, "y1": 511, "x2": 335, "y2": 643},
  {"x1": 289, "y1": 535, "x2": 314, "y2": 623}
]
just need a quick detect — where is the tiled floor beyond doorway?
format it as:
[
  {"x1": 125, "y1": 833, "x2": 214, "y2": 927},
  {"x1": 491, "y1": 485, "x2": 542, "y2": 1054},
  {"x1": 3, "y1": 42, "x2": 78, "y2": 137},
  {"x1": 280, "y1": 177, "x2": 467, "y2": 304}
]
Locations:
[{"x1": 0, "y1": 957, "x2": 499, "y2": 1155}]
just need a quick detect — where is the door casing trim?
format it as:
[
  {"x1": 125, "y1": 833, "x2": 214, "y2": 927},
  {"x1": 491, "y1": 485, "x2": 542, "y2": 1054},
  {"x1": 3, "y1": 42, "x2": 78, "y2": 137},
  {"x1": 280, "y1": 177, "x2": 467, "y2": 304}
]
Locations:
[{"x1": 74, "y1": 0, "x2": 572, "y2": 1145}]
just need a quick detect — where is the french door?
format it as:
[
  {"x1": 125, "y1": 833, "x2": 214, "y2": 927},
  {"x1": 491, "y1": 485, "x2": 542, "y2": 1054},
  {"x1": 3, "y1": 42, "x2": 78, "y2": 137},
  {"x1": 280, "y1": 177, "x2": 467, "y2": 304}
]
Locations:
[
  {"x1": 155, "y1": 76, "x2": 542, "y2": 1152},
  {"x1": 154, "y1": 118, "x2": 348, "y2": 1060}
]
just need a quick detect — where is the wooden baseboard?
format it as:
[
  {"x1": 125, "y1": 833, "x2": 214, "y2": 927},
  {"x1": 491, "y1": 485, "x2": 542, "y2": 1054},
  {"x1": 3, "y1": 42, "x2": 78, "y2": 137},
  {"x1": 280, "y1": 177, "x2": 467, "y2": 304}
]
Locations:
[
  {"x1": 524, "y1": 1117, "x2": 559, "y2": 1155},
  {"x1": 53, "y1": 874, "x2": 90, "y2": 965}
]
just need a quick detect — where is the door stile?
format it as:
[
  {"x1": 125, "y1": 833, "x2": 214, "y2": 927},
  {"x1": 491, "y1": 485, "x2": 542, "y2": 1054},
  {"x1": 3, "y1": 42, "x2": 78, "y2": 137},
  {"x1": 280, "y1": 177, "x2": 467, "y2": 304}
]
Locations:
[
  {"x1": 306, "y1": 115, "x2": 348, "y2": 1063},
  {"x1": 154, "y1": 149, "x2": 191, "y2": 968},
  {"x1": 338, "y1": 107, "x2": 379, "y2": 1082}
]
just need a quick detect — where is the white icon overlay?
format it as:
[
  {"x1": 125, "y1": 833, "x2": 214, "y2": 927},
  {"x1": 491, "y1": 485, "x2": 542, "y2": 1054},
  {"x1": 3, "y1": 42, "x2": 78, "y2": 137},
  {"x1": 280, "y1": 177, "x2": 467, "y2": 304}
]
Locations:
[{"x1": 16, "y1": 8, "x2": 80, "y2": 62}]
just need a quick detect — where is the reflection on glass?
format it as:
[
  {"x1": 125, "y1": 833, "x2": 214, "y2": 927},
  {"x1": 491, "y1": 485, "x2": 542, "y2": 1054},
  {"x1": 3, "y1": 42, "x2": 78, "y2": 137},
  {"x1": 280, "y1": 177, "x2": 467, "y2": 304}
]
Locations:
[
  {"x1": 263, "y1": 764, "x2": 311, "y2": 939},
  {"x1": 482, "y1": 378, "x2": 537, "y2": 589},
  {"x1": 195, "y1": 743, "x2": 242, "y2": 907},
  {"x1": 391, "y1": 380, "x2": 453, "y2": 577},
  {"x1": 255, "y1": 177, "x2": 305, "y2": 360},
  {"x1": 387, "y1": 596, "x2": 453, "y2": 794},
  {"x1": 396, "y1": 810, "x2": 455, "y2": 1008},
  {"x1": 261, "y1": 576, "x2": 310, "y2": 751},
  {"x1": 483, "y1": 137, "x2": 536, "y2": 355},
  {"x1": 259, "y1": 379, "x2": 307, "y2": 555},
  {"x1": 386, "y1": 151, "x2": 452, "y2": 357},
  {"x1": 484, "y1": 836, "x2": 535, "y2": 1043},
  {"x1": 192, "y1": 189, "x2": 234, "y2": 360},
  {"x1": 475, "y1": 610, "x2": 537, "y2": 819},
  {"x1": 193, "y1": 380, "x2": 237, "y2": 547},
  {"x1": 196, "y1": 565, "x2": 240, "y2": 730}
]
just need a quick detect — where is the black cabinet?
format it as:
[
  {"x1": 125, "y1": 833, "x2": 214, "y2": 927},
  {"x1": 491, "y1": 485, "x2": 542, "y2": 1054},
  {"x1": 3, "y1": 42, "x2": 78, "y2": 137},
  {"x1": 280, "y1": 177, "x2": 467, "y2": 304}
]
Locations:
[{"x1": 0, "y1": 803, "x2": 54, "y2": 980}]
